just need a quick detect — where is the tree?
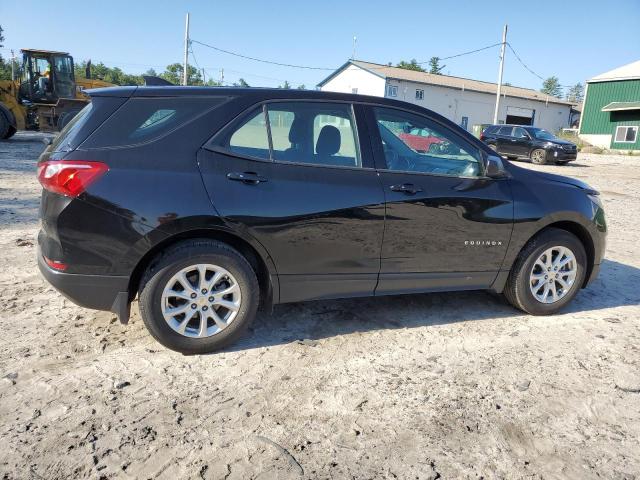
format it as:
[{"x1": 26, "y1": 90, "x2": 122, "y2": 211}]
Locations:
[
  {"x1": 0, "y1": 24, "x2": 14, "y2": 81},
  {"x1": 297, "y1": 84, "x2": 306, "y2": 90},
  {"x1": 541, "y1": 76, "x2": 562, "y2": 97},
  {"x1": 278, "y1": 80, "x2": 291, "y2": 89},
  {"x1": 566, "y1": 82, "x2": 584, "y2": 103},
  {"x1": 233, "y1": 78, "x2": 250, "y2": 87},
  {"x1": 143, "y1": 68, "x2": 158, "y2": 77},
  {"x1": 396, "y1": 59, "x2": 425, "y2": 72},
  {"x1": 160, "y1": 63, "x2": 203, "y2": 85},
  {"x1": 74, "y1": 60, "x2": 144, "y2": 85},
  {"x1": 428, "y1": 57, "x2": 445, "y2": 75}
]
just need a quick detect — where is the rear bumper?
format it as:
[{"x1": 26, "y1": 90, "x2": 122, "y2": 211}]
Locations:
[{"x1": 38, "y1": 250, "x2": 130, "y2": 318}]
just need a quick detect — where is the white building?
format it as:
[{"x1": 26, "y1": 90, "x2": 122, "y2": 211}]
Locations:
[{"x1": 318, "y1": 60, "x2": 574, "y2": 133}]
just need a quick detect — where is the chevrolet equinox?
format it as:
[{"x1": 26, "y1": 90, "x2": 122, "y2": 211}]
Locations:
[{"x1": 37, "y1": 87, "x2": 606, "y2": 353}]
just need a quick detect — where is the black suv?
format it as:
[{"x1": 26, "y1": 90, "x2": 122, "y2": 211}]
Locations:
[
  {"x1": 480, "y1": 125, "x2": 578, "y2": 164},
  {"x1": 37, "y1": 87, "x2": 606, "y2": 353}
]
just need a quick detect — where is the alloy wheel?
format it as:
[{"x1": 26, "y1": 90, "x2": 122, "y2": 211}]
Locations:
[
  {"x1": 161, "y1": 264, "x2": 241, "y2": 338},
  {"x1": 529, "y1": 246, "x2": 577, "y2": 304}
]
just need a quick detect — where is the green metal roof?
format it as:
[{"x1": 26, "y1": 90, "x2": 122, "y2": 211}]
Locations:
[{"x1": 601, "y1": 101, "x2": 640, "y2": 112}]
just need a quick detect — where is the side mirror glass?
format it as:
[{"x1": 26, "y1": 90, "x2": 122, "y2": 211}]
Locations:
[{"x1": 485, "y1": 154, "x2": 509, "y2": 179}]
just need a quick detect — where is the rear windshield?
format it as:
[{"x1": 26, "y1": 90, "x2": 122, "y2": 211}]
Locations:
[
  {"x1": 82, "y1": 97, "x2": 227, "y2": 149},
  {"x1": 50, "y1": 103, "x2": 93, "y2": 152}
]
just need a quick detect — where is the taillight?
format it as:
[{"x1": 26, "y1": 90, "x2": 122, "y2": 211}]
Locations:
[
  {"x1": 37, "y1": 161, "x2": 109, "y2": 198},
  {"x1": 44, "y1": 256, "x2": 68, "y2": 271},
  {"x1": 480, "y1": 134, "x2": 486, "y2": 141}
]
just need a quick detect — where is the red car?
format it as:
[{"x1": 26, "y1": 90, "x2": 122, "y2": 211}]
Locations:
[{"x1": 399, "y1": 128, "x2": 443, "y2": 152}]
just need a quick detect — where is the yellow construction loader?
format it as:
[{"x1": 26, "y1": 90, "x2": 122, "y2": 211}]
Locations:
[{"x1": 0, "y1": 49, "x2": 113, "y2": 139}]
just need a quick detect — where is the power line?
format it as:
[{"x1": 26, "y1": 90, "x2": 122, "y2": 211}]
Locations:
[
  {"x1": 191, "y1": 38, "x2": 502, "y2": 71},
  {"x1": 506, "y1": 42, "x2": 574, "y2": 88},
  {"x1": 191, "y1": 39, "x2": 335, "y2": 70},
  {"x1": 434, "y1": 42, "x2": 502, "y2": 62}
]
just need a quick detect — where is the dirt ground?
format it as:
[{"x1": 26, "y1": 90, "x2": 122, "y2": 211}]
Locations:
[{"x1": 1, "y1": 132, "x2": 639, "y2": 480}]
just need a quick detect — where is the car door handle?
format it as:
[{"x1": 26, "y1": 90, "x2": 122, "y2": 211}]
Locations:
[
  {"x1": 226, "y1": 172, "x2": 268, "y2": 184},
  {"x1": 390, "y1": 183, "x2": 422, "y2": 195}
]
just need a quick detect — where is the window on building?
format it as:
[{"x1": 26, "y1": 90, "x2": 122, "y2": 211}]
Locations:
[
  {"x1": 614, "y1": 126, "x2": 638, "y2": 143},
  {"x1": 415, "y1": 89, "x2": 424, "y2": 100},
  {"x1": 387, "y1": 85, "x2": 398, "y2": 97}
]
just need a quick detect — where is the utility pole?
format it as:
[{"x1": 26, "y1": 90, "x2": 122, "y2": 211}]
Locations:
[
  {"x1": 10, "y1": 49, "x2": 15, "y2": 82},
  {"x1": 183, "y1": 13, "x2": 190, "y2": 86},
  {"x1": 492, "y1": 24, "x2": 507, "y2": 124},
  {"x1": 352, "y1": 36, "x2": 357, "y2": 60},
  {"x1": 219, "y1": 68, "x2": 224, "y2": 85},
  {"x1": 202, "y1": 68, "x2": 206, "y2": 84}
]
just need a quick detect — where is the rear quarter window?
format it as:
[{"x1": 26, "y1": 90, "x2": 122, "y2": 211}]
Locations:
[{"x1": 81, "y1": 97, "x2": 227, "y2": 149}]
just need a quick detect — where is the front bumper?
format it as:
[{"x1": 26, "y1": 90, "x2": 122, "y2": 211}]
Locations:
[
  {"x1": 549, "y1": 149, "x2": 577, "y2": 162},
  {"x1": 38, "y1": 250, "x2": 130, "y2": 320}
]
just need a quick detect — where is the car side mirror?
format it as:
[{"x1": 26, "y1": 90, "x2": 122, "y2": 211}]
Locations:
[{"x1": 485, "y1": 154, "x2": 509, "y2": 179}]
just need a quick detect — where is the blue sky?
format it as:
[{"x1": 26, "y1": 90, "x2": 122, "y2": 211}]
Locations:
[{"x1": 1, "y1": 0, "x2": 638, "y2": 92}]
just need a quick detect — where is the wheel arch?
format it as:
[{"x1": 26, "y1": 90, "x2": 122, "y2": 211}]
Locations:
[
  {"x1": 517, "y1": 220, "x2": 595, "y2": 289},
  {"x1": 128, "y1": 228, "x2": 278, "y2": 307}
]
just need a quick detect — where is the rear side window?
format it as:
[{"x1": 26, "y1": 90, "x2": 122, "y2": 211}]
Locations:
[
  {"x1": 215, "y1": 101, "x2": 361, "y2": 168},
  {"x1": 497, "y1": 126, "x2": 514, "y2": 136},
  {"x1": 228, "y1": 108, "x2": 270, "y2": 159},
  {"x1": 83, "y1": 97, "x2": 227, "y2": 149}
]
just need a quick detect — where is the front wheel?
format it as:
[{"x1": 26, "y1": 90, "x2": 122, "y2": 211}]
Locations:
[
  {"x1": 530, "y1": 148, "x2": 548, "y2": 164},
  {"x1": 139, "y1": 240, "x2": 259, "y2": 354},
  {"x1": 504, "y1": 228, "x2": 587, "y2": 315}
]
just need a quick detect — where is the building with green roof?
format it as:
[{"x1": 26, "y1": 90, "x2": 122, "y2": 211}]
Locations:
[{"x1": 579, "y1": 60, "x2": 640, "y2": 152}]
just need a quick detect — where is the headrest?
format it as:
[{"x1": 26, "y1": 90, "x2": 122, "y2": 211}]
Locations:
[
  {"x1": 316, "y1": 125, "x2": 341, "y2": 156},
  {"x1": 288, "y1": 118, "x2": 306, "y2": 144}
]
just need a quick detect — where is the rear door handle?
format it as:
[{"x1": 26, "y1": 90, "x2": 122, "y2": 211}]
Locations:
[
  {"x1": 227, "y1": 171, "x2": 268, "y2": 185},
  {"x1": 390, "y1": 183, "x2": 422, "y2": 195}
]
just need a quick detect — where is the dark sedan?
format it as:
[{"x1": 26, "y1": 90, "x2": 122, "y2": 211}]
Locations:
[{"x1": 480, "y1": 125, "x2": 578, "y2": 164}]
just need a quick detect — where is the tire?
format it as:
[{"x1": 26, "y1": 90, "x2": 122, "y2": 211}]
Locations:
[
  {"x1": 0, "y1": 111, "x2": 10, "y2": 139},
  {"x1": 3, "y1": 125, "x2": 17, "y2": 139},
  {"x1": 139, "y1": 239, "x2": 260, "y2": 354},
  {"x1": 504, "y1": 228, "x2": 587, "y2": 315},
  {"x1": 530, "y1": 148, "x2": 548, "y2": 165},
  {"x1": 57, "y1": 110, "x2": 80, "y2": 131}
]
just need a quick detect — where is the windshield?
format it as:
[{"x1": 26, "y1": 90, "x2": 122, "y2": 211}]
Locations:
[{"x1": 531, "y1": 128, "x2": 557, "y2": 141}]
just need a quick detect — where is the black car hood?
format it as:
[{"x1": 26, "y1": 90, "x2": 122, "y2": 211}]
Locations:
[
  {"x1": 544, "y1": 138, "x2": 576, "y2": 146},
  {"x1": 507, "y1": 163, "x2": 597, "y2": 193}
]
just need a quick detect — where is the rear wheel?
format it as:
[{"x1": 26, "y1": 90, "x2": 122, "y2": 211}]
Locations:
[
  {"x1": 0, "y1": 111, "x2": 10, "y2": 139},
  {"x1": 504, "y1": 228, "x2": 587, "y2": 315},
  {"x1": 3, "y1": 125, "x2": 17, "y2": 139},
  {"x1": 139, "y1": 240, "x2": 260, "y2": 354},
  {"x1": 56, "y1": 110, "x2": 81, "y2": 131},
  {"x1": 530, "y1": 148, "x2": 548, "y2": 164}
]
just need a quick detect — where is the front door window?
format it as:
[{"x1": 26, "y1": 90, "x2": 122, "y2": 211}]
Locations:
[{"x1": 373, "y1": 107, "x2": 482, "y2": 177}]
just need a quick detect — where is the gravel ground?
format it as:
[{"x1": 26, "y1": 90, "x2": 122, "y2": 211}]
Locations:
[{"x1": 1, "y1": 132, "x2": 639, "y2": 480}]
